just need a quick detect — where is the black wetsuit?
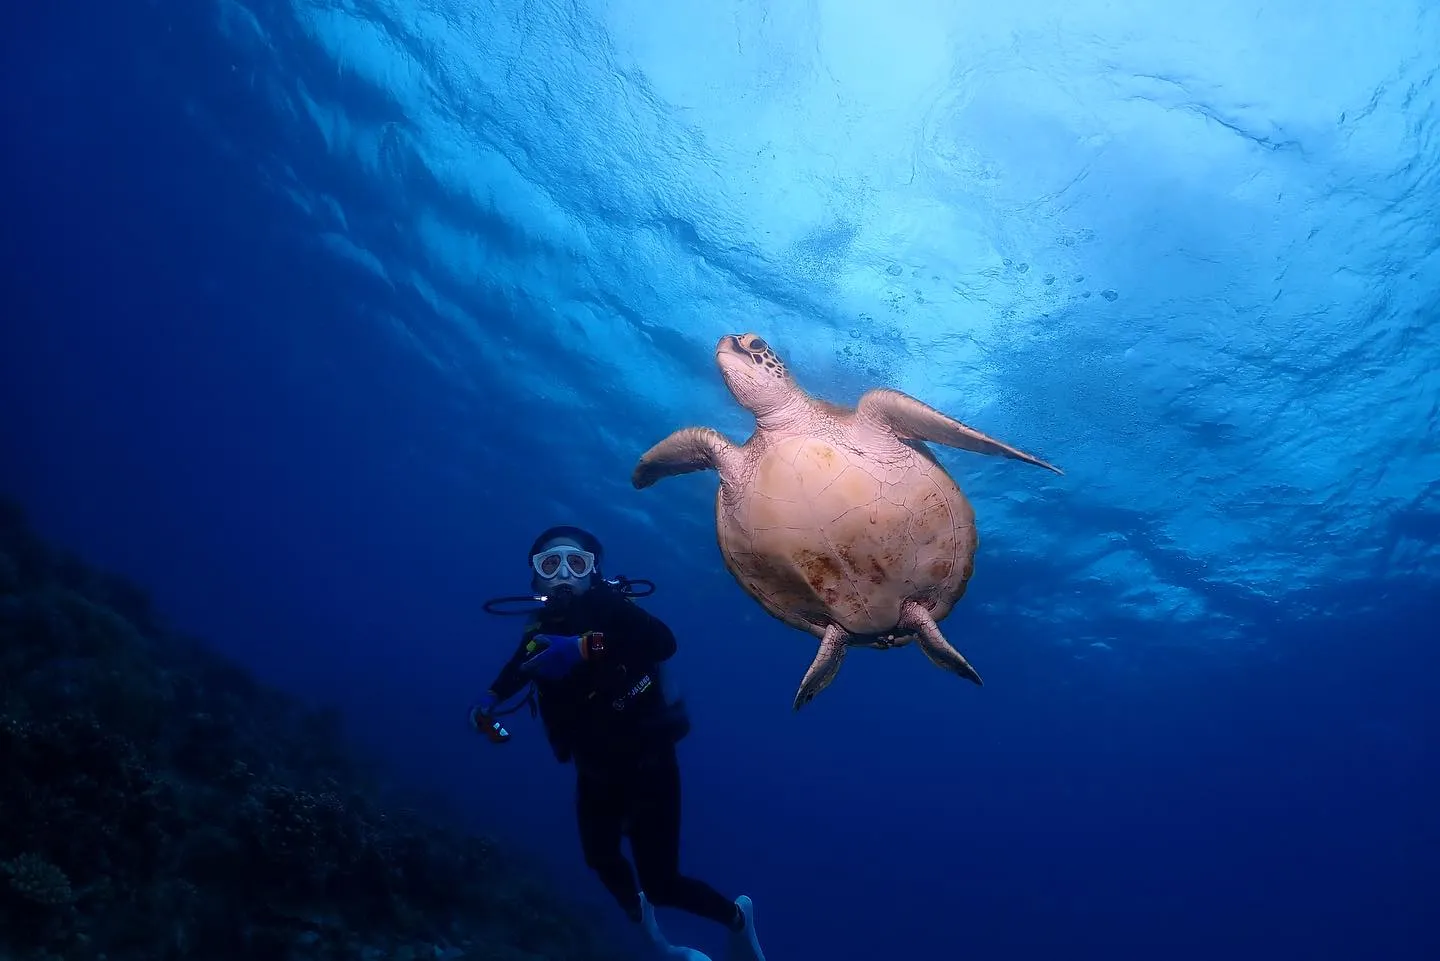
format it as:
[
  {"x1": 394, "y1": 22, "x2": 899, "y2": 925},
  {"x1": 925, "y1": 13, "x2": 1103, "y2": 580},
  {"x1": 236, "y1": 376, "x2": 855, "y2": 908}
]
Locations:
[{"x1": 485, "y1": 585, "x2": 738, "y2": 927}]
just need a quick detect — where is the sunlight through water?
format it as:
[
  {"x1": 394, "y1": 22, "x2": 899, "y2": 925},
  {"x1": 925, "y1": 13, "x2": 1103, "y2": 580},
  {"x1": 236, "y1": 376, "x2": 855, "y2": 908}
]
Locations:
[{"x1": 219, "y1": 0, "x2": 1440, "y2": 653}]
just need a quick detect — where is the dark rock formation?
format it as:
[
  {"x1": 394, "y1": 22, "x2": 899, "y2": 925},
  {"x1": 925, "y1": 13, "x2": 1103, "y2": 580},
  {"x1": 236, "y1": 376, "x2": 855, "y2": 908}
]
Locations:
[{"x1": 0, "y1": 497, "x2": 622, "y2": 961}]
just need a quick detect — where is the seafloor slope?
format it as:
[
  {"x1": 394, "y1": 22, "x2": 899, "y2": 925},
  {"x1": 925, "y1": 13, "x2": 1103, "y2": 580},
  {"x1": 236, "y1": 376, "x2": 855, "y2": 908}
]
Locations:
[{"x1": 0, "y1": 497, "x2": 621, "y2": 961}]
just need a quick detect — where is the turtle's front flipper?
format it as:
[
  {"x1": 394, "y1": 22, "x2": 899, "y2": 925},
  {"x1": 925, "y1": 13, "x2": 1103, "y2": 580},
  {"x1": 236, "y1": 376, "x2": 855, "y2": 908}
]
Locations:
[
  {"x1": 899, "y1": 599, "x2": 984, "y2": 686},
  {"x1": 632, "y1": 427, "x2": 742, "y2": 489},
  {"x1": 856, "y1": 388, "x2": 1062, "y2": 475},
  {"x1": 793, "y1": 623, "x2": 849, "y2": 711}
]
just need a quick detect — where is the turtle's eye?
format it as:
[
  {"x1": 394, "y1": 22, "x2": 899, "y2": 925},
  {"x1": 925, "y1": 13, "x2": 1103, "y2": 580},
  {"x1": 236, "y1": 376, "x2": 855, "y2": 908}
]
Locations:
[{"x1": 749, "y1": 337, "x2": 768, "y2": 352}]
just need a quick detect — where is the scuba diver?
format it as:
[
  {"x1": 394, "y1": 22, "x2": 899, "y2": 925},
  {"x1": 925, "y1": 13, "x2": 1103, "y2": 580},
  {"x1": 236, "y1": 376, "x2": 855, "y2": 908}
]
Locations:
[{"x1": 471, "y1": 525, "x2": 766, "y2": 961}]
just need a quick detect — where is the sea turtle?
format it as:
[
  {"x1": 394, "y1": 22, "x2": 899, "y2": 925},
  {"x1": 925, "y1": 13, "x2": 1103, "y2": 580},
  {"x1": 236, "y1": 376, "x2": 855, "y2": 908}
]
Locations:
[{"x1": 631, "y1": 332, "x2": 1062, "y2": 710}]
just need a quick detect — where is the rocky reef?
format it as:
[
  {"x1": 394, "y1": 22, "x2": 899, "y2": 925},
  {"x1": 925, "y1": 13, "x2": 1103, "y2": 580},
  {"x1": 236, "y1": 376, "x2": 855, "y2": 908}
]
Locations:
[{"x1": 0, "y1": 498, "x2": 623, "y2": 961}]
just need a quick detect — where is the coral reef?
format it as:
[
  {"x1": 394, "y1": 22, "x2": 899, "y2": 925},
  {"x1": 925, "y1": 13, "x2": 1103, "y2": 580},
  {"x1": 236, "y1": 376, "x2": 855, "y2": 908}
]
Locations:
[{"x1": 0, "y1": 497, "x2": 624, "y2": 961}]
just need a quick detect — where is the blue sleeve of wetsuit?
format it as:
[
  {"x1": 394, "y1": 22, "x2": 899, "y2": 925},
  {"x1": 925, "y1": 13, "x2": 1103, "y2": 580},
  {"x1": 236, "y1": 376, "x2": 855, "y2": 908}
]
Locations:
[{"x1": 520, "y1": 634, "x2": 588, "y2": 679}]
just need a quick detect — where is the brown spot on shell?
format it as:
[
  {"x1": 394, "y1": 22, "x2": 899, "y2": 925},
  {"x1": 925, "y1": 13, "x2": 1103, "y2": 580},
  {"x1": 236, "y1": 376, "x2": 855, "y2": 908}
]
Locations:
[
  {"x1": 868, "y1": 557, "x2": 887, "y2": 585},
  {"x1": 793, "y1": 548, "x2": 846, "y2": 606},
  {"x1": 796, "y1": 548, "x2": 843, "y2": 587}
]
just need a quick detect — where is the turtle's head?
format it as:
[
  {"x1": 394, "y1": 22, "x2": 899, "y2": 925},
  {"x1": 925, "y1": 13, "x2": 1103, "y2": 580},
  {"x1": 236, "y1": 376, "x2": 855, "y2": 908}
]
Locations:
[{"x1": 715, "y1": 333, "x2": 796, "y2": 418}]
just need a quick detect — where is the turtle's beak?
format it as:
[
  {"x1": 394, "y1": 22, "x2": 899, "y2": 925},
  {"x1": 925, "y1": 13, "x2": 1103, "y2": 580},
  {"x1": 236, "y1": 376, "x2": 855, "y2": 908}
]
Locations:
[
  {"x1": 715, "y1": 335, "x2": 748, "y2": 390},
  {"x1": 716, "y1": 334, "x2": 747, "y2": 360}
]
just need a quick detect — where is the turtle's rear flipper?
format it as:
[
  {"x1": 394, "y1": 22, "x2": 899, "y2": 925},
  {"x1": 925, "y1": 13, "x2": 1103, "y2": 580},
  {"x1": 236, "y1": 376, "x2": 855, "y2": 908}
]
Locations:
[
  {"x1": 900, "y1": 600, "x2": 984, "y2": 686},
  {"x1": 793, "y1": 623, "x2": 849, "y2": 711}
]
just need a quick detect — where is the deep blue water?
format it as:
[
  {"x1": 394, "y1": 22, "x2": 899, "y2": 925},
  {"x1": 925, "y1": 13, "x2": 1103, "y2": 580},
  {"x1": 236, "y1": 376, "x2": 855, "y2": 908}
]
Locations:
[{"x1": 3, "y1": 0, "x2": 1438, "y2": 959}]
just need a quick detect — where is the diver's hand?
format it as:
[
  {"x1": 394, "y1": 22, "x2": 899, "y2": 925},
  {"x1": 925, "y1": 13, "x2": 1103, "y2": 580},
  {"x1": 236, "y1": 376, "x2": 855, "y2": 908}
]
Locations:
[
  {"x1": 468, "y1": 693, "x2": 498, "y2": 731},
  {"x1": 469, "y1": 693, "x2": 512, "y2": 744},
  {"x1": 520, "y1": 633, "x2": 596, "y2": 680}
]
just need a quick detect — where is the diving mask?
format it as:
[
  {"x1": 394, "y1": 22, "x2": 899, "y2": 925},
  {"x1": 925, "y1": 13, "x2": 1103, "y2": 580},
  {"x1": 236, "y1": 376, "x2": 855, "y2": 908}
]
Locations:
[{"x1": 531, "y1": 545, "x2": 596, "y2": 580}]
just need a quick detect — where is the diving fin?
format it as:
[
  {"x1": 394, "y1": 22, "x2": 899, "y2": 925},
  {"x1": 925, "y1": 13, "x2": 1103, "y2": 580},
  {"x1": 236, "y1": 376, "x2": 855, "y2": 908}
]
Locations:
[
  {"x1": 726, "y1": 896, "x2": 766, "y2": 961},
  {"x1": 640, "y1": 892, "x2": 715, "y2": 960}
]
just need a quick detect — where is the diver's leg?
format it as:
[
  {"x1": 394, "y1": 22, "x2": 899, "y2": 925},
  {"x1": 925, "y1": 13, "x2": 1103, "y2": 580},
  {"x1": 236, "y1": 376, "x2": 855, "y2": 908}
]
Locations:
[
  {"x1": 575, "y1": 769, "x2": 642, "y2": 921},
  {"x1": 628, "y1": 746, "x2": 743, "y2": 929}
]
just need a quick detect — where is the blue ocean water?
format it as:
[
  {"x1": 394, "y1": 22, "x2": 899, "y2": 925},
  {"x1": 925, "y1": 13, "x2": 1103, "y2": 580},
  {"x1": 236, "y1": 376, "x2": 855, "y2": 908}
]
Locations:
[{"x1": 2, "y1": 0, "x2": 1437, "y2": 958}]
